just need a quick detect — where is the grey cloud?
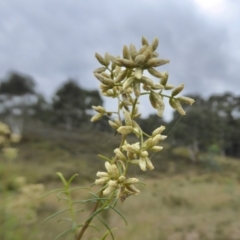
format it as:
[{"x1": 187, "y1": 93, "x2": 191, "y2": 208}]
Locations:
[{"x1": 0, "y1": 0, "x2": 239, "y2": 118}]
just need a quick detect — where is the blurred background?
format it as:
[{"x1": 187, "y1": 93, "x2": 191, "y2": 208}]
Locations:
[{"x1": 0, "y1": 1, "x2": 240, "y2": 240}]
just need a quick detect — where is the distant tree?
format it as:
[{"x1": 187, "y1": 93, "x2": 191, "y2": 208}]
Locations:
[
  {"x1": 52, "y1": 80, "x2": 103, "y2": 129},
  {"x1": 31, "y1": 94, "x2": 55, "y2": 123},
  {"x1": 169, "y1": 95, "x2": 219, "y2": 161},
  {"x1": 0, "y1": 72, "x2": 35, "y2": 96},
  {"x1": 208, "y1": 93, "x2": 240, "y2": 157},
  {"x1": 0, "y1": 72, "x2": 37, "y2": 134},
  {"x1": 170, "y1": 93, "x2": 240, "y2": 160}
]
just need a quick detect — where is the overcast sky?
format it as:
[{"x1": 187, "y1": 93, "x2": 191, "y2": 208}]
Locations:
[{"x1": 0, "y1": 0, "x2": 239, "y2": 120}]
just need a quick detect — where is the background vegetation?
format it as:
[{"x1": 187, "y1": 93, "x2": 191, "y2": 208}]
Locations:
[{"x1": 0, "y1": 72, "x2": 240, "y2": 240}]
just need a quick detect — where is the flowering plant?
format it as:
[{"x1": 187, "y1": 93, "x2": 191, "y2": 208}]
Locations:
[{"x1": 45, "y1": 37, "x2": 194, "y2": 240}]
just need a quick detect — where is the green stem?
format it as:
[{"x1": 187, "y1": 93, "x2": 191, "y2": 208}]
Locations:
[{"x1": 65, "y1": 187, "x2": 76, "y2": 231}]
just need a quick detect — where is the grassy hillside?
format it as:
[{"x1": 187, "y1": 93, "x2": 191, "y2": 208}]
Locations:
[{"x1": 1, "y1": 122, "x2": 240, "y2": 240}]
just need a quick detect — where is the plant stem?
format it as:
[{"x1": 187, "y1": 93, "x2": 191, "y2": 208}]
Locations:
[{"x1": 75, "y1": 191, "x2": 103, "y2": 240}]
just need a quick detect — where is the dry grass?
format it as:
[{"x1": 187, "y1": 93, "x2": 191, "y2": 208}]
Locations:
[
  {"x1": 1, "y1": 125, "x2": 240, "y2": 240},
  {"x1": 29, "y1": 173, "x2": 240, "y2": 240}
]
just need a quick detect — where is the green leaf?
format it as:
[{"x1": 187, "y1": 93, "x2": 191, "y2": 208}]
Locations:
[
  {"x1": 56, "y1": 172, "x2": 68, "y2": 187},
  {"x1": 108, "y1": 206, "x2": 127, "y2": 225},
  {"x1": 89, "y1": 193, "x2": 106, "y2": 204},
  {"x1": 87, "y1": 208, "x2": 103, "y2": 222},
  {"x1": 54, "y1": 228, "x2": 73, "y2": 240},
  {"x1": 57, "y1": 218, "x2": 72, "y2": 223},
  {"x1": 39, "y1": 188, "x2": 64, "y2": 199},
  {"x1": 112, "y1": 198, "x2": 118, "y2": 207},
  {"x1": 81, "y1": 197, "x2": 108, "y2": 204},
  {"x1": 42, "y1": 208, "x2": 69, "y2": 225},
  {"x1": 97, "y1": 216, "x2": 115, "y2": 240},
  {"x1": 67, "y1": 173, "x2": 78, "y2": 186},
  {"x1": 56, "y1": 191, "x2": 68, "y2": 199},
  {"x1": 101, "y1": 231, "x2": 110, "y2": 240},
  {"x1": 69, "y1": 186, "x2": 90, "y2": 192},
  {"x1": 74, "y1": 208, "x2": 84, "y2": 213},
  {"x1": 97, "y1": 154, "x2": 111, "y2": 162}
]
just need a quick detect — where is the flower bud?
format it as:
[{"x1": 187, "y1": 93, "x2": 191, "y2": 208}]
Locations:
[
  {"x1": 143, "y1": 84, "x2": 151, "y2": 91},
  {"x1": 125, "y1": 178, "x2": 139, "y2": 184},
  {"x1": 177, "y1": 96, "x2": 195, "y2": 105},
  {"x1": 123, "y1": 77, "x2": 135, "y2": 90},
  {"x1": 143, "y1": 48, "x2": 152, "y2": 61},
  {"x1": 143, "y1": 138, "x2": 154, "y2": 148},
  {"x1": 142, "y1": 36, "x2": 149, "y2": 46},
  {"x1": 124, "y1": 110, "x2": 132, "y2": 126},
  {"x1": 165, "y1": 84, "x2": 175, "y2": 90},
  {"x1": 151, "y1": 146, "x2": 163, "y2": 152},
  {"x1": 133, "y1": 82, "x2": 141, "y2": 97},
  {"x1": 148, "y1": 68, "x2": 164, "y2": 78},
  {"x1": 94, "y1": 67, "x2": 107, "y2": 73},
  {"x1": 90, "y1": 113, "x2": 103, "y2": 122},
  {"x1": 157, "y1": 106, "x2": 164, "y2": 117},
  {"x1": 138, "y1": 45, "x2": 148, "y2": 54},
  {"x1": 117, "y1": 126, "x2": 134, "y2": 135},
  {"x1": 96, "y1": 172, "x2": 109, "y2": 178},
  {"x1": 171, "y1": 83, "x2": 184, "y2": 96},
  {"x1": 152, "y1": 125, "x2": 165, "y2": 136},
  {"x1": 134, "y1": 54, "x2": 146, "y2": 66},
  {"x1": 115, "y1": 69, "x2": 128, "y2": 83},
  {"x1": 151, "y1": 37, "x2": 159, "y2": 51},
  {"x1": 104, "y1": 53, "x2": 110, "y2": 66},
  {"x1": 95, "y1": 177, "x2": 109, "y2": 185},
  {"x1": 118, "y1": 175, "x2": 126, "y2": 183},
  {"x1": 134, "y1": 68, "x2": 143, "y2": 79},
  {"x1": 160, "y1": 72, "x2": 168, "y2": 86},
  {"x1": 140, "y1": 76, "x2": 154, "y2": 87},
  {"x1": 146, "y1": 157, "x2": 154, "y2": 170},
  {"x1": 109, "y1": 180, "x2": 118, "y2": 187},
  {"x1": 152, "y1": 134, "x2": 161, "y2": 144},
  {"x1": 92, "y1": 105, "x2": 106, "y2": 113},
  {"x1": 145, "y1": 58, "x2": 169, "y2": 68},
  {"x1": 126, "y1": 184, "x2": 140, "y2": 194},
  {"x1": 116, "y1": 58, "x2": 136, "y2": 68},
  {"x1": 129, "y1": 44, "x2": 138, "y2": 60},
  {"x1": 114, "y1": 148, "x2": 127, "y2": 161},
  {"x1": 123, "y1": 45, "x2": 130, "y2": 59},
  {"x1": 95, "y1": 53, "x2": 106, "y2": 66},
  {"x1": 108, "y1": 120, "x2": 118, "y2": 129},
  {"x1": 141, "y1": 151, "x2": 148, "y2": 157},
  {"x1": 94, "y1": 73, "x2": 114, "y2": 86},
  {"x1": 175, "y1": 101, "x2": 186, "y2": 115}
]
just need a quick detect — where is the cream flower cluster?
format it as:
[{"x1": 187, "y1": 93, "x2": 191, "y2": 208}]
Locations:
[{"x1": 91, "y1": 37, "x2": 194, "y2": 202}]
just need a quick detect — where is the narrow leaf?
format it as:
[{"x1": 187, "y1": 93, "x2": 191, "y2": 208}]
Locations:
[
  {"x1": 42, "y1": 208, "x2": 69, "y2": 225},
  {"x1": 39, "y1": 188, "x2": 64, "y2": 199},
  {"x1": 56, "y1": 172, "x2": 68, "y2": 187},
  {"x1": 57, "y1": 218, "x2": 72, "y2": 223},
  {"x1": 108, "y1": 206, "x2": 127, "y2": 225},
  {"x1": 67, "y1": 174, "x2": 78, "y2": 186},
  {"x1": 69, "y1": 186, "x2": 90, "y2": 192},
  {"x1": 97, "y1": 154, "x2": 111, "y2": 162},
  {"x1": 54, "y1": 228, "x2": 73, "y2": 240},
  {"x1": 97, "y1": 216, "x2": 115, "y2": 240}
]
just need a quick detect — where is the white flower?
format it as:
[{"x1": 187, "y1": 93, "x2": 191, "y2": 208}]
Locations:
[{"x1": 95, "y1": 162, "x2": 120, "y2": 186}]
